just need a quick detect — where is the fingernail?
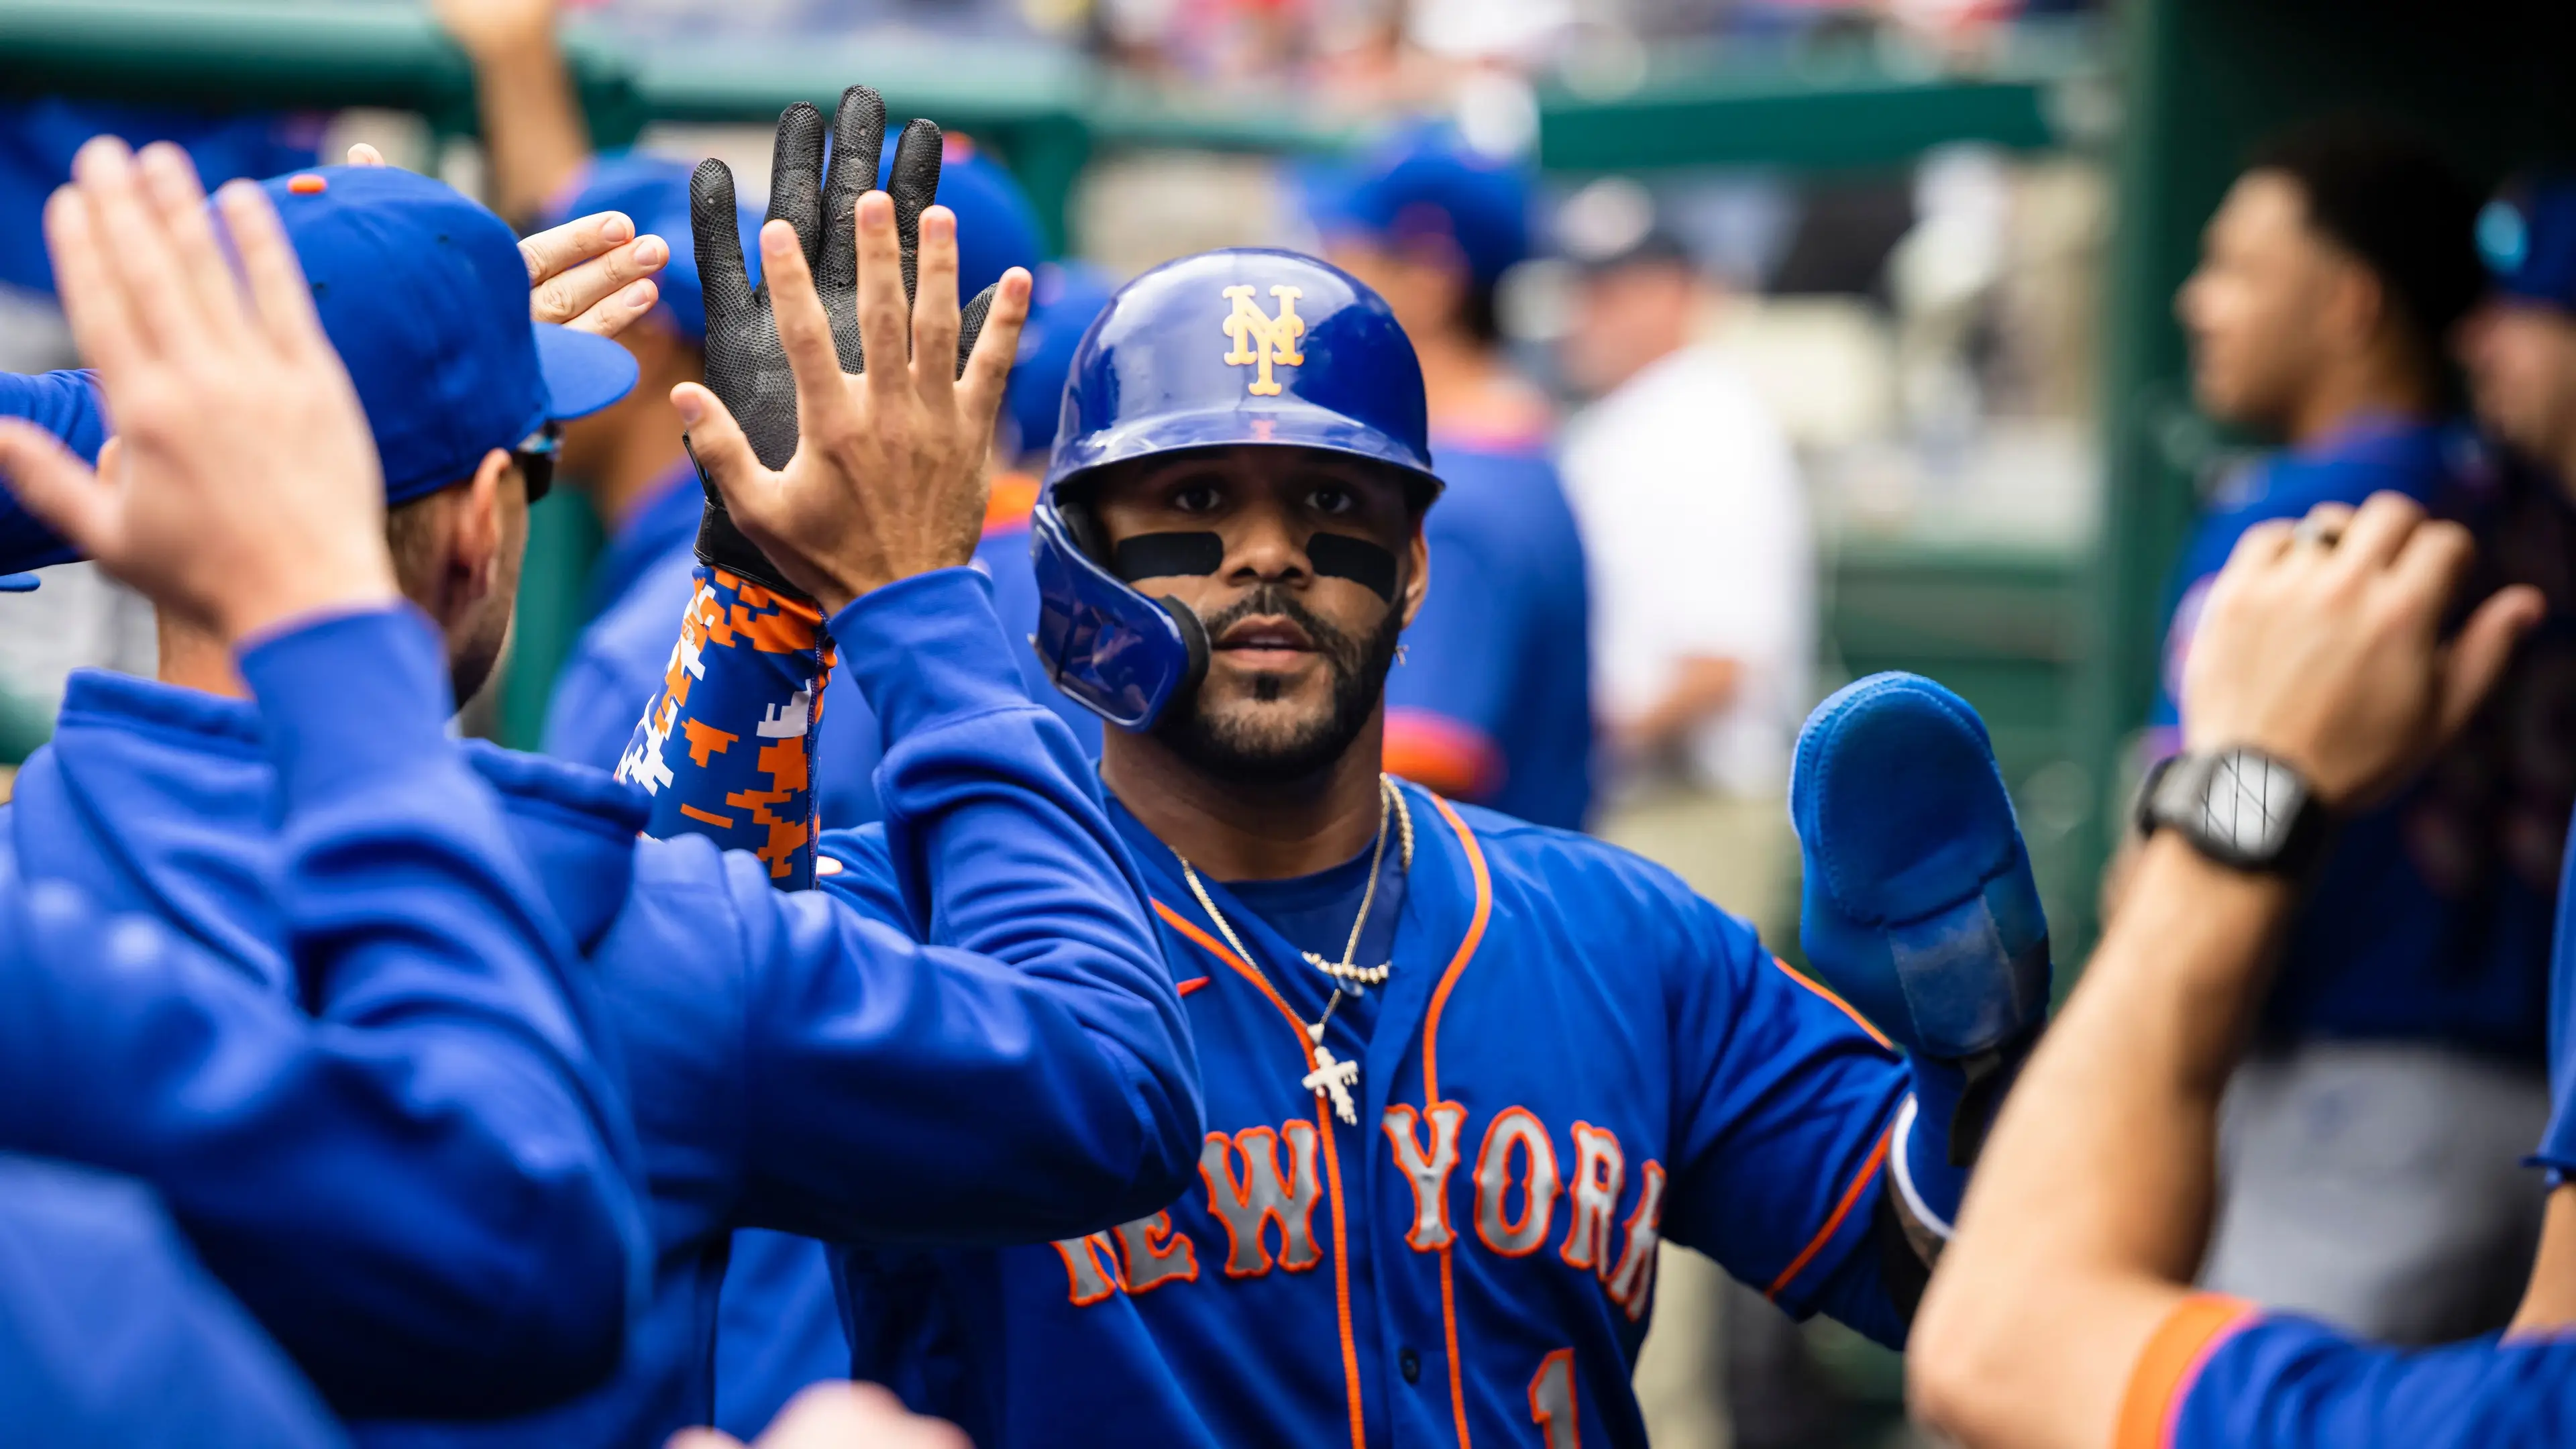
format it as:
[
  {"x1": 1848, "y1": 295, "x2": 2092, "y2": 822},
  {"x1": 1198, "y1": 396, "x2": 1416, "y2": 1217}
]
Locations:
[
  {"x1": 763, "y1": 219, "x2": 794, "y2": 254},
  {"x1": 602, "y1": 212, "x2": 632, "y2": 243},
  {"x1": 634, "y1": 235, "x2": 667, "y2": 268},
  {"x1": 625, "y1": 280, "x2": 657, "y2": 308},
  {"x1": 673, "y1": 390, "x2": 704, "y2": 426}
]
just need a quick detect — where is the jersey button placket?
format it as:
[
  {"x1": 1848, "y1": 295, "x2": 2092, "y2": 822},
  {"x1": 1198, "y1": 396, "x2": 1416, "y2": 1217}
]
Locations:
[{"x1": 1398, "y1": 1347, "x2": 1421, "y2": 1385}]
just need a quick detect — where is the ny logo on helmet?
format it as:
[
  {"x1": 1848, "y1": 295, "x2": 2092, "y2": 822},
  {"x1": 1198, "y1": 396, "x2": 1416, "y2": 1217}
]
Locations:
[{"x1": 1222, "y1": 284, "x2": 1305, "y2": 396}]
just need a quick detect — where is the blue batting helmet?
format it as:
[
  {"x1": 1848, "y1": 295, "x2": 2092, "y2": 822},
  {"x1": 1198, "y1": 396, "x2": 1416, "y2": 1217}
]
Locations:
[{"x1": 1029, "y1": 248, "x2": 1438, "y2": 731}]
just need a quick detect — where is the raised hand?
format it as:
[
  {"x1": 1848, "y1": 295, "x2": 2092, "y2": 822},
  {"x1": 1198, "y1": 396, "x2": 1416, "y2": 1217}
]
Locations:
[
  {"x1": 342, "y1": 142, "x2": 665, "y2": 337},
  {"x1": 685, "y1": 86, "x2": 999, "y2": 596},
  {"x1": 0, "y1": 138, "x2": 398, "y2": 642},
  {"x1": 672, "y1": 180, "x2": 1030, "y2": 614},
  {"x1": 2182, "y1": 490, "x2": 2546, "y2": 807}
]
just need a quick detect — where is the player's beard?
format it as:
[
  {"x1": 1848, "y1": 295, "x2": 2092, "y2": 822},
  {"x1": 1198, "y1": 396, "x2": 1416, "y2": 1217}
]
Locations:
[{"x1": 1154, "y1": 581, "x2": 1402, "y2": 786}]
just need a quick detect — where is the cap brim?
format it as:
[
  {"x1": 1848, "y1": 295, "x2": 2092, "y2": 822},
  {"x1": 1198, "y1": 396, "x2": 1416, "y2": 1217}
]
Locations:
[{"x1": 534, "y1": 323, "x2": 640, "y2": 421}]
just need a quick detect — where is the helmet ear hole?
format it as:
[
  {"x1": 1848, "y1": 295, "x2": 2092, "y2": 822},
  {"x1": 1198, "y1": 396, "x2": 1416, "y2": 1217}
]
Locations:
[{"x1": 1157, "y1": 594, "x2": 1211, "y2": 694}]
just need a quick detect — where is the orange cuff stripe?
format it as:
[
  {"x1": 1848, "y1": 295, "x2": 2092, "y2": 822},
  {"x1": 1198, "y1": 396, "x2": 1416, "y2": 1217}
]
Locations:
[
  {"x1": 2116, "y1": 1294, "x2": 2258, "y2": 1449},
  {"x1": 1772, "y1": 957, "x2": 1893, "y2": 1050},
  {"x1": 1384, "y1": 710, "x2": 1505, "y2": 801},
  {"x1": 1764, "y1": 1126, "x2": 1890, "y2": 1301}
]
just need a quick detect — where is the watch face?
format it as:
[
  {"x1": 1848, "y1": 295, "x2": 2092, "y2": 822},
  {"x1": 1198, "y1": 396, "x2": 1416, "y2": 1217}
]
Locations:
[{"x1": 2197, "y1": 750, "x2": 2308, "y2": 860}]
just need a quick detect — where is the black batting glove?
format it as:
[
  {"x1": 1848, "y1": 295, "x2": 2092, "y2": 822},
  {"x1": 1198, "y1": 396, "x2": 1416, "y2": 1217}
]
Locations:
[{"x1": 686, "y1": 85, "x2": 998, "y2": 600}]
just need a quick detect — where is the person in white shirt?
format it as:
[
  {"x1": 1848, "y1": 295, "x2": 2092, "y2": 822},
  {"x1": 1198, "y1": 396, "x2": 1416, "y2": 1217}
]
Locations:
[
  {"x1": 1557, "y1": 184, "x2": 1816, "y2": 914},
  {"x1": 1552, "y1": 178, "x2": 1820, "y2": 1449}
]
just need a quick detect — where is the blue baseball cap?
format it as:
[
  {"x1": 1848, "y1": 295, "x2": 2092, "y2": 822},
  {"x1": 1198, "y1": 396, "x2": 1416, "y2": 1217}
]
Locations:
[
  {"x1": 876, "y1": 133, "x2": 1048, "y2": 300},
  {"x1": 543, "y1": 150, "x2": 761, "y2": 347},
  {"x1": 1003, "y1": 260, "x2": 1118, "y2": 462},
  {"x1": 2479, "y1": 177, "x2": 2576, "y2": 314},
  {"x1": 272, "y1": 165, "x2": 636, "y2": 506},
  {"x1": 1301, "y1": 124, "x2": 1534, "y2": 288}
]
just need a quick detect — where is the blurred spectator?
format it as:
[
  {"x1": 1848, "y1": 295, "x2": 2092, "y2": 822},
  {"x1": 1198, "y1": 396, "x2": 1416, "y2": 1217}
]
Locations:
[
  {"x1": 2151, "y1": 117, "x2": 2555, "y2": 1344},
  {"x1": 1551, "y1": 174, "x2": 1816, "y2": 1449},
  {"x1": 1556, "y1": 176, "x2": 1814, "y2": 910},
  {"x1": 0, "y1": 101, "x2": 320, "y2": 708},
  {"x1": 1307, "y1": 125, "x2": 1594, "y2": 829},
  {"x1": 2461, "y1": 177, "x2": 2576, "y2": 491}
]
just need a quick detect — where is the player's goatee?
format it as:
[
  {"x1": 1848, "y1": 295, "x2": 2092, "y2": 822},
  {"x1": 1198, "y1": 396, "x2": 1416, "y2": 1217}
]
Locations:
[{"x1": 1154, "y1": 581, "x2": 1403, "y2": 784}]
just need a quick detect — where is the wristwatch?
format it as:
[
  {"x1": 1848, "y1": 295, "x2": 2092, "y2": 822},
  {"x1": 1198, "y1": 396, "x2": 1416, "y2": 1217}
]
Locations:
[{"x1": 2135, "y1": 747, "x2": 2332, "y2": 877}]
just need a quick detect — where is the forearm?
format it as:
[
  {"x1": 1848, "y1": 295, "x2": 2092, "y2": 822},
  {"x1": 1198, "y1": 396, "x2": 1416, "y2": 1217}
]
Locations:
[
  {"x1": 462, "y1": 34, "x2": 590, "y2": 226},
  {"x1": 1914, "y1": 835, "x2": 2294, "y2": 1448},
  {"x1": 1617, "y1": 655, "x2": 1740, "y2": 757}
]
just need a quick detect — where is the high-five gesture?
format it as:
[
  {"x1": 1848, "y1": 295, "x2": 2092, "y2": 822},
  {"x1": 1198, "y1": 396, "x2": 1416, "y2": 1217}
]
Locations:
[
  {"x1": 673, "y1": 175, "x2": 1030, "y2": 614},
  {"x1": 0, "y1": 138, "x2": 397, "y2": 643},
  {"x1": 682, "y1": 87, "x2": 1007, "y2": 599}
]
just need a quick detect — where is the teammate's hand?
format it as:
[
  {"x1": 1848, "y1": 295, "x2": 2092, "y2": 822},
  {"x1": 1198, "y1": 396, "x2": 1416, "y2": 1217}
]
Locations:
[
  {"x1": 682, "y1": 87, "x2": 1004, "y2": 600},
  {"x1": 520, "y1": 209, "x2": 666, "y2": 338},
  {"x1": 676, "y1": 187, "x2": 1029, "y2": 614},
  {"x1": 340, "y1": 143, "x2": 663, "y2": 338},
  {"x1": 2182, "y1": 490, "x2": 2544, "y2": 807},
  {"x1": 666, "y1": 1383, "x2": 969, "y2": 1449},
  {"x1": 431, "y1": 0, "x2": 558, "y2": 62},
  {"x1": 0, "y1": 138, "x2": 397, "y2": 643}
]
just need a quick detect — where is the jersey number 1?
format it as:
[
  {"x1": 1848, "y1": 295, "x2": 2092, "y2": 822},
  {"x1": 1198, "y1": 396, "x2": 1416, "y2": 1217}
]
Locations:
[{"x1": 1529, "y1": 1348, "x2": 1580, "y2": 1449}]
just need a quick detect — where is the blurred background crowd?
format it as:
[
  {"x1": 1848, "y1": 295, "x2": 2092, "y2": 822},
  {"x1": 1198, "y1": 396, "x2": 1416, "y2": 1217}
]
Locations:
[{"x1": 0, "y1": 0, "x2": 2566, "y2": 1444}]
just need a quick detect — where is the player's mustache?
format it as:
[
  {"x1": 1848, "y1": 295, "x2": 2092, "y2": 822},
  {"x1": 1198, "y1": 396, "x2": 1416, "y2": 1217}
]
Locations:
[{"x1": 1199, "y1": 584, "x2": 1370, "y2": 670}]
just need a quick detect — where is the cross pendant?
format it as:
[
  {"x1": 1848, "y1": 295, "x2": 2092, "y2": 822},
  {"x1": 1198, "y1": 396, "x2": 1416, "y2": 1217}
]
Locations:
[{"x1": 1301, "y1": 1044, "x2": 1360, "y2": 1126}]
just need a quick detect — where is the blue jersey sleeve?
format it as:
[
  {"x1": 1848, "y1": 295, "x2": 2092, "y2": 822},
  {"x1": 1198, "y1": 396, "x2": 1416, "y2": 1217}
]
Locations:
[
  {"x1": 0, "y1": 1155, "x2": 347, "y2": 1449},
  {"x1": 0, "y1": 608, "x2": 646, "y2": 1419},
  {"x1": 0, "y1": 369, "x2": 104, "y2": 573},
  {"x1": 2121, "y1": 1295, "x2": 2576, "y2": 1449},
  {"x1": 1659, "y1": 888, "x2": 1911, "y2": 1342},
  {"x1": 656, "y1": 568, "x2": 1201, "y2": 1246}
]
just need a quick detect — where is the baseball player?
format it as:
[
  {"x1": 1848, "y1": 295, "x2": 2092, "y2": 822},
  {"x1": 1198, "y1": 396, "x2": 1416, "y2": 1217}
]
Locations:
[
  {"x1": 2151, "y1": 118, "x2": 2559, "y2": 1342},
  {"x1": 1911, "y1": 490, "x2": 2576, "y2": 1449},
  {"x1": 665, "y1": 239, "x2": 2054, "y2": 1446},
  {"x1": 0, "y1": 148, "x2": 655, "y2": 1419},
  {"x1": 1303, "y1": 125, "x2": 1593, "y2": 830},
  {"x1": 0, "y1": 136, "x2": 1199, "y2": 1446}
]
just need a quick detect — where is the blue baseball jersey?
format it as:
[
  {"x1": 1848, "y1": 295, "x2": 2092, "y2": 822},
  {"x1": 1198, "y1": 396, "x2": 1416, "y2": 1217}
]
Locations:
[
  {"x1": 0, "y1": 608, "x2": 648, "y2": 1419},
  {"x1": 3, "y1": 570, "x2": 1199, "y2": 1448},
  {"x1": 820, "y1": 782, "x2": 1916, "y2": 1449},
  {"x1": 2151, "y1": 418, "x2": 2563, "y2": 1060},
  {"x1": 0, "y1": 1155, "x2": 345, "y2": 1449},
  {"x1": 2119, "y1": 1294, "x2": 2576, "y2": 1448},
  {"x1": 1385, "y1": 439, "x2": 1594, "y2": 831}
]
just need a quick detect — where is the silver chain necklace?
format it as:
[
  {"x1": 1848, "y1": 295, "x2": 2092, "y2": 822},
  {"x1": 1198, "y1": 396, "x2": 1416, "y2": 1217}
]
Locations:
[{"x1": 1177, "y1": 775, "x2": 1413, "y2": 1126}]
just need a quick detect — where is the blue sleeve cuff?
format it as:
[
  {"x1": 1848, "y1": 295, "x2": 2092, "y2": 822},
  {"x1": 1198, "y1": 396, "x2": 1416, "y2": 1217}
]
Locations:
[
  {"x1": 828, "y1": 566, "x2": 1033, "y2": 743},
  {"x1": 237, "y1": 605, "x2": 458, "y2": 809}
]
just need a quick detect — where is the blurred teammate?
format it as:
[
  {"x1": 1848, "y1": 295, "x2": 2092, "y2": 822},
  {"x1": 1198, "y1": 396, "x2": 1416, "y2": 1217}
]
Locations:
[
  {"x1": 1305, "y1": 125, "x2": 1593, "y2": 828},
  {"x1": 0, "y1": 134, "x2": 1199, "y2": 1448},
  {"x1": 0, "y1": 144, "x2": 660, "y2": 1420},
  {"x1": 669, "y1": 242, "x2": 2056, "y2": 1447},
  {"x1": 1912, "y1": 491, "x2": 2576, "y2": 1449},
  {"x1": 2155, "y1": 118, "x2": 2557, "y2": 1340},
  {"x1": 2461, "y1": 177, "x2": 2576, "y2": 491}
]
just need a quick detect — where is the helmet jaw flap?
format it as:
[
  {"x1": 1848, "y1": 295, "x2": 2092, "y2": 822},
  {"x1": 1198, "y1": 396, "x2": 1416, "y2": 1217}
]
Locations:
[{"x1": 1028, "y1": 500, "x2": 1208, "y2": 731}]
